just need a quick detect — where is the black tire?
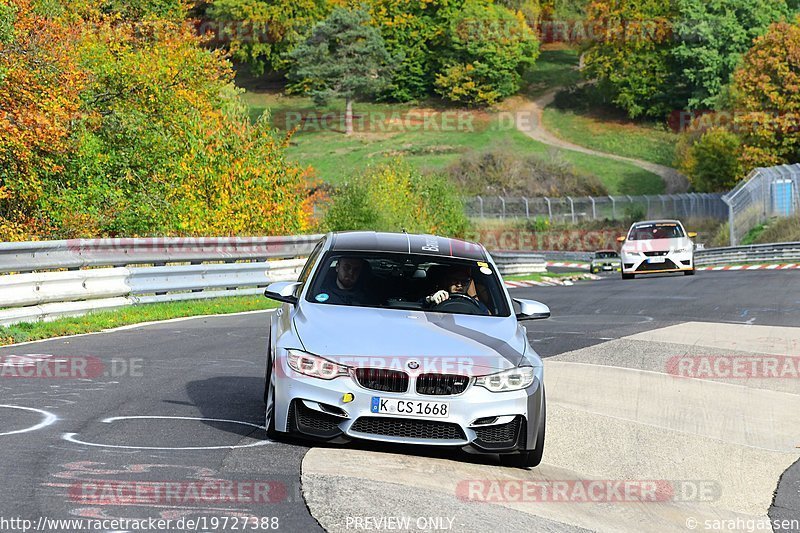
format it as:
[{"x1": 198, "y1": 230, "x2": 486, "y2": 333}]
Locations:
[
  {"x1": 684, "y1": 269, "x2": 695, "y2": 276},
  {"x1": 622, "y1": 272, "x2": 635, "y2": 280},
  {"x1": 500, "y1": 390, "x2": 546, "y2": 469},
  {"x1": 264, "y1": 350, "x2": 279, "y2": 439}
]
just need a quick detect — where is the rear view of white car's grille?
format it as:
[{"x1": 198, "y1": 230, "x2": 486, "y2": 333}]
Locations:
[
  {"x1": 415, "y1": 373, "x2": 469, "y2": 395},
  {"x1": 354, "y1": 368, "x2": 409, "y2": 393}
]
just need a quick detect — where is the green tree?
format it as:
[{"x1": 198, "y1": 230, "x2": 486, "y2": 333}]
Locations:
[
  {"x1": 584, "y1": 0, "x2": 789, "y2": 118},
  {"x1": 583, "y1": 0, "x2": 677, "y2": 118},
  {"x1": 206, "y1": 0, "x2": 332, "y2": 76},
  {"x1": 434, "y1": 0, "x2": 539, "y2": 106},
  {"x1": 671, "y1": 0, "x2": 789, "y2": 110},
  {"x1": 286, "y1": 6, "x2": 394, "y2": 135},
  {"x1": 677, "y1": 128, "x2": 743, "y2": 192}
]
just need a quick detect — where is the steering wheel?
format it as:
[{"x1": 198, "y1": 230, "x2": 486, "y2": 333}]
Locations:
[{"x1": 431, "y1": 293, "x2": 485, "y2": 314}]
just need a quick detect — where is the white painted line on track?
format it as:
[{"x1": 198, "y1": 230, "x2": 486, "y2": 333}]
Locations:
[
  {"x1": 62, "y1": 416, "x2": 270, "y2": 450},
  {"x1": 0, "y1": 405, "x2": 58, "y2": 436}
]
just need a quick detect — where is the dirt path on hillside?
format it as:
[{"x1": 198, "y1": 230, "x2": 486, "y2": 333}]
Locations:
[{"x1": 513, "y1": 88, "x2": 689, "y2": 194}]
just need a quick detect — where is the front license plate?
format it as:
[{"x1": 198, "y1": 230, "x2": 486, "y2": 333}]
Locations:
[
  {"x1": 371, "y1": 397, "x2": 450, "y2": 418},
  {"x1": 648, "y1": 257, "x2": 666, "y2": 263}
]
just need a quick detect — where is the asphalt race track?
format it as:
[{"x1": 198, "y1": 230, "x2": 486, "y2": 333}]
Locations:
[{"x1": 1, "y1": 270, "x2": 799, "y2": 533}]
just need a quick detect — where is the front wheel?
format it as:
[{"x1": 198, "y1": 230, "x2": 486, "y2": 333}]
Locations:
[
  {"x1": 264, "y1": 355, "x2": 279, "y2": 439},
  {"x1": 622, "y1": 272, "x2": 635, "y2": 280},
  {"x1": 500, "y1": 390, "x2": 546, "y2": 469},
  {"x1": 684, "y1": 269, "x2": 695, "y2": 276}
]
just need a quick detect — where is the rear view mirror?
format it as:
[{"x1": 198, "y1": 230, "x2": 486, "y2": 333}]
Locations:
[
  {"x1": 616, "y1": 236, "x2": 626, "y2": 243},
  {"x1": 264, "y1": 281, "x2": 301, "y2": 305},
  {"x1": 688, "y1": 232, "x2": 697, "y2": 238},
  {"x1": 513, "y1": 299, "x2": 550, "y2": 321}
]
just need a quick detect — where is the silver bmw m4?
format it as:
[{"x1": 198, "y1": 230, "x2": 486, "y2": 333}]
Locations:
[{"x1": 263, "y1": 231, "x2": 549, "y2": 468}]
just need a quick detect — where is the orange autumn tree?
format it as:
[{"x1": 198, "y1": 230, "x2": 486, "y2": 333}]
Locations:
[
  {"x1": 731, "y1": 16, "x2": 800, "y2": 169},
  {"x1": 0, "y1": 0, "x2": 84, "y2": 240},
  {"x1": 1, "y1": 0, "x2": 316, "y2": 240}
]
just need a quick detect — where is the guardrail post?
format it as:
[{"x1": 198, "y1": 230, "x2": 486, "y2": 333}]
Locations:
[
  {"x1": 477, "y1": 196, "x2": 484, "y2": 219},
  {"x1": 544, "y1": 197, "x2": 552, "y2": 222},
  {"x1": 589, "y1": 196, "x2": 596, "y2": 220},
  {"x1": 723, "y1": 194, "x2": 736, "y2": 246},
  {"x1": 609, "y1": 196, "x2": 616, "y2": 219},
  {"x1": 523, "y1": 197, "x2": 530, "y2": 218},
  {"x1": 567, "y1": 196, "x2": 576, "y2": 223},
  {"x1": 499, "y1": 196, "x2": 506, "y2": 219}
]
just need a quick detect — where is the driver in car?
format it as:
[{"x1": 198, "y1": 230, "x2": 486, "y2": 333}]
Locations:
[{"x1": 424, "y1": 266, "x2": 490, "y2": 314}]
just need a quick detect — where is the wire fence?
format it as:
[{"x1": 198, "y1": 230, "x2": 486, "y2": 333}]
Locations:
[
  {"x1": 722, "y1": 164, "x2": 800, "y2": 246},
  {"x1": 464, "y1": 193, "x2": 728, "y2": 223}
]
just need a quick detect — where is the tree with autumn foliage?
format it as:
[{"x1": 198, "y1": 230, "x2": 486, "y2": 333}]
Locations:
[
  {"x1": 0, "y1": 0, "x2": 84, "y2": 240},
  {"x1": 1, "y1": 0, "x2": 317, "y2": 240},
  {"x1": 730, "y1": 16, "x2": 800, "y2": 169}
]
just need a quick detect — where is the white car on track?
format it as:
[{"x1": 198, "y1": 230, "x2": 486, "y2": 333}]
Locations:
[{"x1": 617, "y1": 220, "x2": 697, "y2": 280}]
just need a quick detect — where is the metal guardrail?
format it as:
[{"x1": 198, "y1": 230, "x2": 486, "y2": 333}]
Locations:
[
  {"x1": 695, "y1": 242, "x2": 800, "y2": 266},
  {"x1": 489, "y1": 252, "x2": 547, "y2": 275},
  {"x1": 0, "y1": 236, "x2": 323, "y2": 274},
  {"x1": 0, "y1": 236, "x2": 320, "y2": 327}
]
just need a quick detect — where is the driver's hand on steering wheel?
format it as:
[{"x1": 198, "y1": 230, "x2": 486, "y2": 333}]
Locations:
[{"x1": 425, "y1": 290, "x2": 450, "y2": 305}]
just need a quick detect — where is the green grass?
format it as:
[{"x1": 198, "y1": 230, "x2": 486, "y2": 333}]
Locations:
[
  {"x1": 542, "y1": 107, "x2": 679, "y2": 167},
  {"x1": 521, "y1": 48, "x2": 582, "y2": 98},
  {"x1": 243, "y1": 92, "x2": 663, "y2": 194},
  {"x1": 0, "y1": 296, "x2": 279, "y2": 346}
]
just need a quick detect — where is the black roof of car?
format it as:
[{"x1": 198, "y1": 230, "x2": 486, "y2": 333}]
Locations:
[{"x1": 330, "y1": 231, "x2": 486, "y2": 261}]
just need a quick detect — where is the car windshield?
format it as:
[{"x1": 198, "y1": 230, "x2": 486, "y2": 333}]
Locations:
[
  {"x1": 305, "y1": 252, "x2": 510, "y2": 317},
  {"x1": 629, "y1": 223, "x2": 685, "y2": 240},
  {"x1": 595, "y1": 251, "x2": 619, "y2": 259}
]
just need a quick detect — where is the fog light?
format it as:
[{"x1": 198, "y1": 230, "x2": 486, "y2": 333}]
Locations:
[{"x1": 342, "y1": 393, "x2": 354, "y2": 403}]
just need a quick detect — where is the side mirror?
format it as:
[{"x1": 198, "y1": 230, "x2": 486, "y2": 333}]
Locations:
[
  {"x1": 687, "y1": 232, "x2": 697, "y2": 238},
  {"x1": 616, "y1": 236, "x2": 626, "y2": 243},
  {"x1": 513, "y1": 299, "x2": 550, "y2": 321},
  {"x1": 264, "y1": 281, "x2": 301, "y2": 305}
]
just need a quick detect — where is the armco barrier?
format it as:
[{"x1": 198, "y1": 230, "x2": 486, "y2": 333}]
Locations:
[
  {"x1": 694, "y1": 242, "x2": 800, "y2": 266},
  {"x1": 0, "y1": 235, "x2": 323, "y2": 274},
  {"x1": 490, "y1": 252, "x2": 547, "y2": 275},
  {"x1": 0, "y1": 237, "x2": 320, "y2": 327}
]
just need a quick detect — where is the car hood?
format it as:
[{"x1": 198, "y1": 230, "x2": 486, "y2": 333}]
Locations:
[
  {"x1": 292, "y1": 303, "x2": 526, "y2": 372},
  {"x1": 622, "y1": 237, "x2": 692, "y2": 253}
]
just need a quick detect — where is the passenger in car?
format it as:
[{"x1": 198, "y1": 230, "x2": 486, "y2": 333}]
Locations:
[{"x1": 318, "y1": 257, "x2": 376, "y2": 306}]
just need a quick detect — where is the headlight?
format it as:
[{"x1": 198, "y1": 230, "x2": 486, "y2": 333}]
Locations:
[
  {"x1": 287, "y1": 350, "x2": 350, "y2": 380},
  {"x1": 474, "y1": 367, "x2": 536, "y2": 392}
]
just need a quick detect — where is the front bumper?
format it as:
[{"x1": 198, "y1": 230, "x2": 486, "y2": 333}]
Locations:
[
  {"x1": 591, "y1": 262, "x2": 621, "y2": 272},
  {"x1": 621, "y1": 250, "x2": 693, "y2": 274},
  {"x1": 273, "y1": 358, "x2": 544, "y2": 454}
]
